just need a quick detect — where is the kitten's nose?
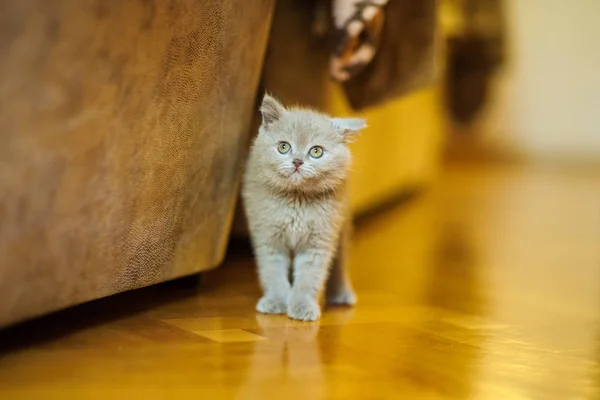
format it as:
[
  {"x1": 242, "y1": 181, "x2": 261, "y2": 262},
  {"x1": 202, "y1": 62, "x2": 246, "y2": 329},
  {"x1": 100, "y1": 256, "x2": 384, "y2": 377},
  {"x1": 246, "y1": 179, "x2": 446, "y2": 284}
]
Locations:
[{"x1": 293, "y1": 159, "x2": 304, "y2": 168}]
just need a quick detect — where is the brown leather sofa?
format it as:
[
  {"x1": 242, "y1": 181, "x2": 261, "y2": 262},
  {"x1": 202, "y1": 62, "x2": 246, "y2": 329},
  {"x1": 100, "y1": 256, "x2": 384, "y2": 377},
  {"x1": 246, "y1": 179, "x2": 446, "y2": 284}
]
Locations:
[
  {"x1": 0, "y1": 0, "x2": 275, "y2": 327},
  {"x1": 0, "y1": 0, "x2": 440, "y2": 329}
]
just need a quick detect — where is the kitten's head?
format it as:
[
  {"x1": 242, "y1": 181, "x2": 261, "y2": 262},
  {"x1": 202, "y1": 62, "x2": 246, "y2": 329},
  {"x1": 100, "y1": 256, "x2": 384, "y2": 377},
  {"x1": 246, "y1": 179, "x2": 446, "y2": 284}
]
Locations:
[{"x1": 251, "y1": 94, "x2": 366, "y2": 195}]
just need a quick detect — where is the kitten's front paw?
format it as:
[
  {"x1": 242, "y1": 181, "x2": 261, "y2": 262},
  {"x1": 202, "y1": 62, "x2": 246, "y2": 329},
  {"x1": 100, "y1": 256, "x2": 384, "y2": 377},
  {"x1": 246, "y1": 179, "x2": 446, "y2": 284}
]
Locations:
[
  {"x1": 256, "y1": 296, "x2": 288, "y2": 314},
  {"x1": 287, "y1": 295, "x2": 321, "y2": 321},
  {"x1": 326, "y1": 287, "x2": 357, "y2": 306}
]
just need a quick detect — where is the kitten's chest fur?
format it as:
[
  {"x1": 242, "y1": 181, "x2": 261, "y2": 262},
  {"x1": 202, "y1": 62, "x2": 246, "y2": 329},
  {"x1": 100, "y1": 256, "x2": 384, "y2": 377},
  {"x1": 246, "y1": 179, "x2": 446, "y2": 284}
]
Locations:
[
  {"x1": 277, "y1": 194, "x2": 341, "y2": 250},
  {"x1": 244, "y1": 185, "x2": 345, "y2": 252}
]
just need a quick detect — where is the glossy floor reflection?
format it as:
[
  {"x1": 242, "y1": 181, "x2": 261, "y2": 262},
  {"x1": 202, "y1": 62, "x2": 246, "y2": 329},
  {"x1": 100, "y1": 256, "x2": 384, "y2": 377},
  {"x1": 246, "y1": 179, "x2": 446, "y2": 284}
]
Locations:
[{"x1": 1, "y1": 163, "x2": 599, "y2": 399}]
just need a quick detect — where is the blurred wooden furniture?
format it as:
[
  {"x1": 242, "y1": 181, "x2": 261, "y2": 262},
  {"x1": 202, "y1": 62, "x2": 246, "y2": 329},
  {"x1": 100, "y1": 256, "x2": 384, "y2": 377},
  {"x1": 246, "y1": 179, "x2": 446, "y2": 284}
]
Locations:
[{"x1": 232, "y1": 0, "x2": 443, "y2": 236}]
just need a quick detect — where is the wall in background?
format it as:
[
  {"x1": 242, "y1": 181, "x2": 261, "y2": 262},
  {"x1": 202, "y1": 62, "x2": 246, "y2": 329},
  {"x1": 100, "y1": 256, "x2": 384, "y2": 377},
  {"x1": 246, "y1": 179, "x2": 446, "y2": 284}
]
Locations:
[{"x1": 480, "y1": 0, "x2": 600, "y2": 161}]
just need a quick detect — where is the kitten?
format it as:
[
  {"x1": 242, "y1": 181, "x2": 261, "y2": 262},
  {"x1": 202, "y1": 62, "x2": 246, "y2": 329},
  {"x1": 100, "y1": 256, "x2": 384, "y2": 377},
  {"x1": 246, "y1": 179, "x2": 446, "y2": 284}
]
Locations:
[{"x1": 242, "y1": 94, "x2": 366, "y2": 321}]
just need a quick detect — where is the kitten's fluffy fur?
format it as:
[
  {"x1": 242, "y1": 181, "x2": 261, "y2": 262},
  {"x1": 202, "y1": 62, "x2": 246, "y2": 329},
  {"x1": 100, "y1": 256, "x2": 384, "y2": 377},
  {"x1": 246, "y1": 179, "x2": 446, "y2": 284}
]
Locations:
[{"x1": 242, "y1": 94, "x2": 366, "y2": 321}]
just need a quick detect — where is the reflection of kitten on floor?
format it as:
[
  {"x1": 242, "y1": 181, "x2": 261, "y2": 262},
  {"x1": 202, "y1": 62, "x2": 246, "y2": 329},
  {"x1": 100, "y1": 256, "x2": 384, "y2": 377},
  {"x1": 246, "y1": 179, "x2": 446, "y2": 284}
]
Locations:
[{"x1": 242, "y1": 94, "x2": 366, "y2": 321}]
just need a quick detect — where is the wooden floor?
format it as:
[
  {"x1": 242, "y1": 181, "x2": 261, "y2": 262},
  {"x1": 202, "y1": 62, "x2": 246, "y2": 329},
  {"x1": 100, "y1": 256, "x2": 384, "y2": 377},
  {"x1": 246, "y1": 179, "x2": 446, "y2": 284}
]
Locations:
[{"x1": 1, "y1": 163, "x2": 600, "y2": 399}]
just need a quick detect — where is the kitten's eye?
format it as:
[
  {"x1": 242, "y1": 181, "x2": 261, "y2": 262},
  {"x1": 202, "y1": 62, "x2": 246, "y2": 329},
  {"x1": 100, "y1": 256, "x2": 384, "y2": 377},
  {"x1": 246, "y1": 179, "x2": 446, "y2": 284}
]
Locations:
[
  {"x1": 309, "y1": 146, "x2": 324, "y2": 159},
  {"x1": 277, "y1": 142, "x2": 291, "y2": 154}
]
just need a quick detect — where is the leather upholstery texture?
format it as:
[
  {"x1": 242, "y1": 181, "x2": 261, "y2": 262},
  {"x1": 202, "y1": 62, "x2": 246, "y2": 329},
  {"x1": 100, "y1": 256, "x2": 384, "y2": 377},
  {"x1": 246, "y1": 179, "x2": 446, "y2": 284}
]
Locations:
[{"x1": 0, "y1": 0, "x2": 275, "y2": 327}]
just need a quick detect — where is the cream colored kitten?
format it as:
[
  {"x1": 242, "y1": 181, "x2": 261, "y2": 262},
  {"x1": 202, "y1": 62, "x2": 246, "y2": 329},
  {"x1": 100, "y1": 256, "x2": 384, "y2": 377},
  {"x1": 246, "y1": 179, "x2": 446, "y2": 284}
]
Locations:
[{"x1": 242, "y1": 94, "x2": 365, "y2": 321}]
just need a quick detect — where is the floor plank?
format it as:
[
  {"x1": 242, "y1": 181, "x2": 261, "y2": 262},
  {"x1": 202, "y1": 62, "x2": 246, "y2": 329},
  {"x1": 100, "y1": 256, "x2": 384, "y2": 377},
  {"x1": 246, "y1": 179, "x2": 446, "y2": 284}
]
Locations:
[{"x1": 1, "y1": 163, "x2": 599, "y2": 399}]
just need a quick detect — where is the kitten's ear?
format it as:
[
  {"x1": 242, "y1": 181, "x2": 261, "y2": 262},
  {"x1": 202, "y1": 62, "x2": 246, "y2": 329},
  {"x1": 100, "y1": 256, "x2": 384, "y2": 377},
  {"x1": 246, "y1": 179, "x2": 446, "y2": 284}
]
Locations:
[
  {"x1": 331, "y1": 117, "x2": 367, "y2": 142},
  {"x1": 260, "y1": 94, "x2": 286, "y2": 127}
]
